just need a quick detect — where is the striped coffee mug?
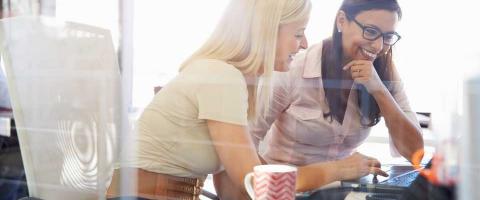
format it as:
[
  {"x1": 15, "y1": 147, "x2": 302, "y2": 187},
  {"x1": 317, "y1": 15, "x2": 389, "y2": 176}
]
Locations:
[{"x1": 244, "y1": 164, "x2": 297, "y2": 200}]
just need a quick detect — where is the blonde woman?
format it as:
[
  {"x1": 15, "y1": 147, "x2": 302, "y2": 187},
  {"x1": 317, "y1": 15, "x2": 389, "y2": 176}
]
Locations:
[{"x1": 107, "y1": 0, "x2": 336, "y2": 200}]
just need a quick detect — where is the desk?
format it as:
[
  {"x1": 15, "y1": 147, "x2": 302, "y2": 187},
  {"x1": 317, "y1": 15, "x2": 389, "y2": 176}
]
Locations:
[
  {"x1": 297, "y1": 186, "x2": 398, "y2": 200},
  {"x1": 345, "y1": 192, "x2": 369, "y2": 200},
  {"x1": 295, "y1": 181, "x2": 368, "y2": 200}
]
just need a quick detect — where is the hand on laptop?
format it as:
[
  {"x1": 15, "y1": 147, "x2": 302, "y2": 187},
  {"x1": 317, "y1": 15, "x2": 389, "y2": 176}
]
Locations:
[{"x1": 336, "y1": 152, "x2": 389, "y2": 180}]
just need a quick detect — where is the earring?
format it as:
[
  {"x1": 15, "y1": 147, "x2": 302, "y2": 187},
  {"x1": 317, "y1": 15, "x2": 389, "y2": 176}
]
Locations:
[{"x1": 338, "y1": 28, "x2": 342, "y2": 33}]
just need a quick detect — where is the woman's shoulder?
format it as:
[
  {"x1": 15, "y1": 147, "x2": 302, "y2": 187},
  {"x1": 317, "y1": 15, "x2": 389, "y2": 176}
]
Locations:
[
  {"x1": 186, "y1": 59, "x2": 243, "y2": 77},
  {"x1": 288, "y1": 42, "x2": 324, "y2": 78},
  {"x1": 182, "y1": 59, "x2": 246, "y2": 86},
  {"x1": 292, "y1": 42, "x2": 323, "y2": 64},
  {"x1": 307, "y1": 42, "x2": 324, "y2": 54}
]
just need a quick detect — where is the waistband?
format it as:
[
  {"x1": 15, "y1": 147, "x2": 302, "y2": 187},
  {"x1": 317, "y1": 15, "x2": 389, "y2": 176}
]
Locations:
[{"x1": 107, "y1": 168, "x2": 204, "y2": 200}]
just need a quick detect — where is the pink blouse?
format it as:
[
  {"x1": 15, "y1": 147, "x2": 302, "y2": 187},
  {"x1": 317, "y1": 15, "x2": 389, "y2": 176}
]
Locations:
[{"x1": 250, "y1": 42, "x2": 419, "y2": 166}]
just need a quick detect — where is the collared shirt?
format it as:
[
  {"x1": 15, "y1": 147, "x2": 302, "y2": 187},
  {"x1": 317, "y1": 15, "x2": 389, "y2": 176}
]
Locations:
[{"x1": 250, "y1": 42, "x2": 419, "y2": 166}]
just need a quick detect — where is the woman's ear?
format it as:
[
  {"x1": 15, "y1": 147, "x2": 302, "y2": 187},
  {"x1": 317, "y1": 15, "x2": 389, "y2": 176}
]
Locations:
[{"x1": 336, "y1": 10, "x2": 347, "y2": 33}]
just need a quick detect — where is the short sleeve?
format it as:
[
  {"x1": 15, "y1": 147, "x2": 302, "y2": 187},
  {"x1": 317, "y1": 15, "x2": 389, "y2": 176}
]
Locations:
[{"x1": 195, "y1": 61, "x2": 248, "y2": 126}]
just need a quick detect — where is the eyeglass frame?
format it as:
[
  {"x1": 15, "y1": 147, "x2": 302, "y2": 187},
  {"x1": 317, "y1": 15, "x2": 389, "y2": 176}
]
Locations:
[{"x1": 346, "y1": 14, "x2": 401, "y2": 46}]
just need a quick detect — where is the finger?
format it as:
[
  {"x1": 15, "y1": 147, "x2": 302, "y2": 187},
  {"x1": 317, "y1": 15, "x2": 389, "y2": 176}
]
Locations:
[
  {"x1": 349, "y1": 65, "x2": 367, "y2": 79},
  {"x1": 343, "y1": 60, "x2": 360, "y2": 71},
  {"x1": 350, "y1": 67, "x2": 362, "y2": 74},
  {"x1": 370, "y1": 167, "x2": 389, "y2": 177},
  {"x1": 368, "y1": 159, "x2": 382, "y2": 168},
  {"x1": 345, "y1": 60, "x2": 373, "y2": 71},
  {"x1": 351, "y1": 70, "x2": 362, "y2": 78},
  {"x1": 349, "y1": 66, "x2": 370, "y2": 77}
]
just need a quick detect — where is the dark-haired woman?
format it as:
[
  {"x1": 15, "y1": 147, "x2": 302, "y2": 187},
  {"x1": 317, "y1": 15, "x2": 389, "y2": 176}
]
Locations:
[{"x1": 250, "y1": 0, "x2": 423, "y2": 185}]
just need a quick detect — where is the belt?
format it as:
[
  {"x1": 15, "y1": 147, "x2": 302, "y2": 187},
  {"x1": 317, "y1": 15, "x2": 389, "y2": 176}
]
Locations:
[{"x1": 107, "y1": 168, "x2": 204, "y2": 200}]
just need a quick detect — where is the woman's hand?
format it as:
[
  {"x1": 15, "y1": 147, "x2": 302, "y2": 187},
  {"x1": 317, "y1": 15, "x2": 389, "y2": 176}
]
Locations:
[
  {"x1": 335, "y1": 152, "x2": 388, "y2": 181},
  {"x1": 343, "y1": 60, "x2": 385, "y2": 94}
]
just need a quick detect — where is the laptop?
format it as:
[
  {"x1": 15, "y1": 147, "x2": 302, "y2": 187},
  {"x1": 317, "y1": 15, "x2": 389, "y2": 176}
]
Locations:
[{"x1": 341, "y1": 165, "x2": 423, "y2": 194}]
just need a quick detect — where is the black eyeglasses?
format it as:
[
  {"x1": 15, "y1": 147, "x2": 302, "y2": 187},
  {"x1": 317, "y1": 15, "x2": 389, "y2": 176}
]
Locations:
[{"x1": 348, "y1": 16, "x2": 401, "y2": 46}]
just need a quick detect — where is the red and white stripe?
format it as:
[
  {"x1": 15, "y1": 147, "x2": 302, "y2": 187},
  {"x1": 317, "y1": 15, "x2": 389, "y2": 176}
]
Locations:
[{"x1": 254, "y1": 171, "x2": 296, "y2": 200}]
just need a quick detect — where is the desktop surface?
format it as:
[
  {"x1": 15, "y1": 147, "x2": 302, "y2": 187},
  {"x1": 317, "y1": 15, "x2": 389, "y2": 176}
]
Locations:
[{"x1": 296, "y1": 187, "x2": 353, "y2": 200}]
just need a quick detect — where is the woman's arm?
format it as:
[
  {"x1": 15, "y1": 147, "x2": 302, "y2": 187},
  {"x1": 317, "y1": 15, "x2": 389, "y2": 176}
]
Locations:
[
  {"x1": 208, "y1": 120, "x2": 388, "y2": 197},
  {"x1": 208, "y1": 120, "x2": 261, "y2": 199},
  {"x1": 370, "y1": 85, "x2": 423, "y2": 162},
  {"x1": 344, "y1": 60, "x2": 424, "y2": 162},
  {"x1": 296, "y1": 153, "x2": 388, "y2": 191}
]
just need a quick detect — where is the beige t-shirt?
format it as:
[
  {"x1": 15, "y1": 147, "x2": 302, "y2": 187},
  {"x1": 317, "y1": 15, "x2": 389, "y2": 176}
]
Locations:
[{"x1": 130, "y1": 59, "x2": 248, "y2": 178}]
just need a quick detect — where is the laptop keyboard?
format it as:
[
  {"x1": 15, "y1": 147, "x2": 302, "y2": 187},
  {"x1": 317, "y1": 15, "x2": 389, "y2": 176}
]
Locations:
[{"x1": 379, "y1": 170, "x2": 420, "y2": 187}]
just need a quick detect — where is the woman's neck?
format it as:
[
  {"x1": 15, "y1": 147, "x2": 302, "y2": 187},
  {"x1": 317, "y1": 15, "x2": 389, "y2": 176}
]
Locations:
[{"x1": 243, "y1": 74, "x2": 259, "y2": 87}]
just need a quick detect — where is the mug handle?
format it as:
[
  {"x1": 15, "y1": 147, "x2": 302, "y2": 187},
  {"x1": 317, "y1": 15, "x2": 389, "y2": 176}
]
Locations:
[{"x1": 244, "y1": 172, "x2": 255, "y2": 200}]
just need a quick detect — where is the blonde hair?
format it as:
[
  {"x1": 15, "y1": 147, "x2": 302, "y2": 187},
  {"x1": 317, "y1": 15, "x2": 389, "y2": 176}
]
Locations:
[{"x1": 181, "y1": 0, "x2": 312, "y2": 119}]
